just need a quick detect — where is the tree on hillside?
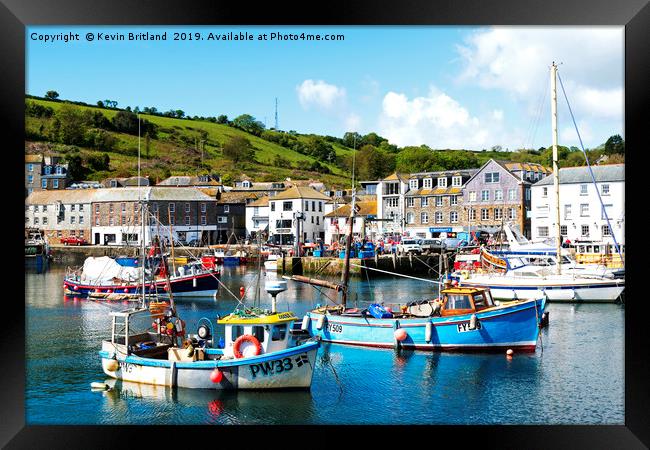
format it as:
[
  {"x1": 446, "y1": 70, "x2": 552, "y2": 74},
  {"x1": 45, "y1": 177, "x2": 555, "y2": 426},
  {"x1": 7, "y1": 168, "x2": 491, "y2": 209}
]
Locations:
[
  {"x1": 65, "y1": 153, "x2": 86, "y2": 181},
  {"x1": 223, "y1": 136, "x2": 254, "y2": 163},
  {"x1": 55, "y1": 104, "x2": 86, "y2": 145},
  {"x1": 343, "y1": 132, "x2": 362, "y2": 148},
  {"x1": 217, "y1": 115, "x2": 228, "y2": 124},
  {"x1": 395, "y1": 146, "x2": 435, "y2": 172},
  {"x1": 354, "y1": 145, "x2": 396, "y2": 180},
  {"x1": 361, "y1": 132, "x2": 387, "y2": 147},
  {"x1": 232, "y1": 114, "x2": 265, "y2": 136},
  {"x1": 96, "y1": 100, "x2": 104, "y2": 108},
  {"x1": 45, "y1": 90, "x2": 59, "y2": 100},
  {"x1": 175, "y1": 110, "x2": 185, "y2": 119},
  {"x1": 604, "y1": 134, "x2": 624, "y2": 155}
]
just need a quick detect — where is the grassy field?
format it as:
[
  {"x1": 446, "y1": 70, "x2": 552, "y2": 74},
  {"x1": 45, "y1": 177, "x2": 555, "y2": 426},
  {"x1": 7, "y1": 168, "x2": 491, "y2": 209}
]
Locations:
[{"x1": 26, "y1": 98, "x2": 355, "y2": 187}]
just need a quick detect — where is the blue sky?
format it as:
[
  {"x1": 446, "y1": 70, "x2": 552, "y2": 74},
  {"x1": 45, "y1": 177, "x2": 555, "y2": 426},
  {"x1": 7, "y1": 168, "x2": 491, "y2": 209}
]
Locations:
[{"x1": 27, "y1": 26, "x2": 623, "y2": 150}]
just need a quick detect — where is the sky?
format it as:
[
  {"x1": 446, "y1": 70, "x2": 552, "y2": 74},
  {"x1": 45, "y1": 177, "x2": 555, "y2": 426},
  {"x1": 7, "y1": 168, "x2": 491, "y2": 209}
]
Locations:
[{"x1": 26, "y1": 26, "x2": 624, "y2": 151}]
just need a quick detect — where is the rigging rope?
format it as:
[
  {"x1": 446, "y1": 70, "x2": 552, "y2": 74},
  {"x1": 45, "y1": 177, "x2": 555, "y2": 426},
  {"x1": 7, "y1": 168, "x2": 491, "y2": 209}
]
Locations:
[{"x1": 557, "y1": 72, "x2": 625, "y2": 268}]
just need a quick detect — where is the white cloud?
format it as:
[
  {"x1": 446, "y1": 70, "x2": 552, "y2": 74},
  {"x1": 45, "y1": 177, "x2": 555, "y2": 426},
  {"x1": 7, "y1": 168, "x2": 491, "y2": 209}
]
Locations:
[
  {"x1": 378, "y1": 87, "x2": 516, "y2": 149},
  {"x1": 345, "y1": 113, "x2": 361, "y2": 131},
  {"x1": 296, "y1": 79, "x2": 346, "y2": 110}
]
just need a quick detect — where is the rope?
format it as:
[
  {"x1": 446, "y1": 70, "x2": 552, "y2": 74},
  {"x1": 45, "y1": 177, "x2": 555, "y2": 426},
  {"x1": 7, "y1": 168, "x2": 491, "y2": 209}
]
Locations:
[
  {"x1": 350, "y1": 263, "x2": 442, "y2": 284},
  {"x1": 557, "y1": 72, "x2": 625, "y2": 269}
]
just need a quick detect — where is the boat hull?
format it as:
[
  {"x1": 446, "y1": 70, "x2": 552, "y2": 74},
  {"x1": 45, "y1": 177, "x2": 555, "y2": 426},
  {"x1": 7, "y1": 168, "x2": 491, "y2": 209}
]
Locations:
[
  {"x1": 458, "y1": 278, "x2": 624, "y2": 302},
  {"x1": 305, "y1": 298, "x2": 545, "y2": 352},
  {"x1": 99, "y1": 341, "x2": 319, "y2": 390}
]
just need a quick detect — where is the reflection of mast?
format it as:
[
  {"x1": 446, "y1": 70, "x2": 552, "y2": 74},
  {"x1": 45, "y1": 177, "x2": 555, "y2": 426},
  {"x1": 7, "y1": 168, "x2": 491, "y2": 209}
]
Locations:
[{"x1": 551, "y1": 62, "x2": 562, "y2": 275}]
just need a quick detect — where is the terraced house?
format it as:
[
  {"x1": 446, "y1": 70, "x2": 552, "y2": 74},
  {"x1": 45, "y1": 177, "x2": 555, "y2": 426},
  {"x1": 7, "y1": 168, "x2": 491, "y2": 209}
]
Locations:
[
  {"x1": 375, "y1": 172, "x2": 410, "y2": 235},
  {"x1": 462, "y1": 159, "x2": 551, "y2": 238},
  {"x1": 25, "y1": 190, "x2": 94, "y2": 244},
  {"x1": 403, "y1": 169, "x2": 478, "y2": 239}
]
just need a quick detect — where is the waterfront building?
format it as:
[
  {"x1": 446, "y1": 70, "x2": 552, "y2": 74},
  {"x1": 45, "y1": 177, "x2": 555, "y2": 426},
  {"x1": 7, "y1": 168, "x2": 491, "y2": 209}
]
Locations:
[
  {"x1": 375, "y1": 172, "x2": 410, "y2": 236},
  {"x1": 324, "y1": 200, "x2": 378, "y2": 245},
  {"x1": 25, "y1": 189, "x2": 95, "y2": 244},
  {"x1": 214, "y1": 191, "x2": 258, "y2": 243},
  {"x1": 156, "y1": 174, "x2": 222, "y2": 191},
  {"x1": 530, "y1": 164, "x2": 624, "y2": 247},
  {"x1": 245, "y1": 195, "x2": 270, "y2": 240},
  {"x1": 462, "y1": 159, "x2": 550, "y2": 238},
  {"x1": 25, "y1": 154, "x2": 70, "y2": 196},
  {"x1": 403, "y1": 169, "x2": 478, "y2": 239},
  {"x1": 267, "y1": 186, "x2": 332, "y2": 245}
]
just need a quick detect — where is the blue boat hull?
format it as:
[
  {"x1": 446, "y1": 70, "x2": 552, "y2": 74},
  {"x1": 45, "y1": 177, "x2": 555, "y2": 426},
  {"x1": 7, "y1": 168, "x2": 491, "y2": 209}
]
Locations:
[{"x1": 305, "y1": 298, "x2": 545, "y2": 352}]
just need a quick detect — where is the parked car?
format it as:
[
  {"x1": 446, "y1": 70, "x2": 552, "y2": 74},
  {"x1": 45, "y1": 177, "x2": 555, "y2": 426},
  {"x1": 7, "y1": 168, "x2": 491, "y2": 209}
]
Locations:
[
  {"x1": 60, "y1": 236, "x2": 88, "y2": 246},
  {"x1": 418, "y1": 238, "x2": 445, "y2": 253},
  {"x1": 397, "y1": 239, "x2": 422, "y2": 255}
]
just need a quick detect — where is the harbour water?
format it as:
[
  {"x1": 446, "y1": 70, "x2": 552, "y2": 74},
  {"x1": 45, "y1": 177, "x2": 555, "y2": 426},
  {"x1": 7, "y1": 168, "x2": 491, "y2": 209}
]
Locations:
[{"x1": 25, "y1": 263, "x2": 624, "y2": 425}]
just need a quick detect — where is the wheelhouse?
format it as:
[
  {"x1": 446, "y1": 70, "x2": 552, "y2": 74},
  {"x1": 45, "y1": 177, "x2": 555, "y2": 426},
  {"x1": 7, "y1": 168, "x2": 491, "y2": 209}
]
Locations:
[
  {"x1": 439, "y1": 287, "x2": 495, "y2": 317},
  {"x1": 217, "y1": 312, "x2": 297, "y2": 357}
]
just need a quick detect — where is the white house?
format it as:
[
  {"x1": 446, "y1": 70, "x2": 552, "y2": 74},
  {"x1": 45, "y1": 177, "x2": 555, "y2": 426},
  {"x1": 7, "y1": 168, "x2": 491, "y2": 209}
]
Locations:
[
  {"x1": 25, "y1": 189, "x2": 95, "y2": 244},
  {"x1": 267, "y1": 186, "x2": 332, "y2": 245},
  {"x1": 375, "y1": 172, "x2": 410, "y2": 235},
  {"x1": 531, "y1": 164, "x2": 624, "y2": 247},
  {"x1": 324, "y1": 200, "x2": 378, "y2": 245},
  {"x1": 245, "y1": 195, "x2": 270, "y2": 239}
]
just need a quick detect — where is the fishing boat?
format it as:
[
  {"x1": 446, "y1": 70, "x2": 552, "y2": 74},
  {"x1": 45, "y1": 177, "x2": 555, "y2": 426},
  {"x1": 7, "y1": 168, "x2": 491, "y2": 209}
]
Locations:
[{"x1": 25, "y1": 228, "x2": 49, "y2": 265}]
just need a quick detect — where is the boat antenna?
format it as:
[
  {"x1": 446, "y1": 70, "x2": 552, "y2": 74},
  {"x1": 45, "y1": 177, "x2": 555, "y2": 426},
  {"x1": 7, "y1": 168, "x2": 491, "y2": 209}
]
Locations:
[
  {"x1": 550, "y1": 62, "x2": 562, "y2": 275},
  {"x1": 556, "y1": 70, "x2": 625, "y2": 269}
]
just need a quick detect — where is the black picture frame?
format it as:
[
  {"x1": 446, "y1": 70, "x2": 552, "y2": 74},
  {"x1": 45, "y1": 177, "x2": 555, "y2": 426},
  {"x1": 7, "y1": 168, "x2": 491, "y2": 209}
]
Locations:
[{"x1": 4, "y1": 0, "x2": 648, "y2": 447}]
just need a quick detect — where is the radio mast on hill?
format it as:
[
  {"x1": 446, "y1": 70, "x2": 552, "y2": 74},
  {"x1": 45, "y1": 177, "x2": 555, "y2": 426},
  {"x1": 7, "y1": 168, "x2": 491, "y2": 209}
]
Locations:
[{"x1": 275, "y1": 97, "x2": 279, "y2": 130}]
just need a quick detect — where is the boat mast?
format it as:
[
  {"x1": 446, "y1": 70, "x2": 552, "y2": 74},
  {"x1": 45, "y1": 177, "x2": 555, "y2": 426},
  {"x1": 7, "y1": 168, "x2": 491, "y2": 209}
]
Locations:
[
  {"x1": 138, "y1": 115, "x2": 147, "y2": 307},
  {"x1": 551, "y1": 62, "x2": 562, "y2": 275},
  {"x1": 340, "y1": 135, "x2": 357, "y2": 308}
]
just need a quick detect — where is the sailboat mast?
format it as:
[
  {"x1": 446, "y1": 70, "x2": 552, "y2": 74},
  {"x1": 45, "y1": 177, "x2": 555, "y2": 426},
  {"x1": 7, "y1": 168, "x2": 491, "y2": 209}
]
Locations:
[
  {"x1": 138, "y1": 115, "x2": 147, "y2": 307},
  {"x1": 551, "y1": 62, "x2": 562, "y2": 275},
  {"x1": 340, "y1": 189, "x2": 355, "y2": 308}
]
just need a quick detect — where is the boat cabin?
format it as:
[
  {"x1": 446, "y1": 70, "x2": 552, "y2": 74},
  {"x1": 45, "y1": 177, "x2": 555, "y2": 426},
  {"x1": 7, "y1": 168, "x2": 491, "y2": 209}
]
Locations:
[
  {"x1": 439, "y1": 286, "x2": 495, "y2": 316},
  {"x1": 217, "y1": 312, "x2": 297, "y2": 358}
]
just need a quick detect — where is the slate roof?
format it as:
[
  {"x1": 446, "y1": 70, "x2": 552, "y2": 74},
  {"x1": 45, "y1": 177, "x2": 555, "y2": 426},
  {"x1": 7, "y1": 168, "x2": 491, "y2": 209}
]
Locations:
[{"x1": 534, "y1": 164, "x2": 624, "y2": 186}]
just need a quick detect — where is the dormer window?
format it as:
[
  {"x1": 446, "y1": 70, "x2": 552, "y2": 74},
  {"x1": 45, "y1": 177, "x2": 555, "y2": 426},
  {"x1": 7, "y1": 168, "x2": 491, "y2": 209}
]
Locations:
[
  {"x1": 56, "y1": 166, "x2": 63, "y2": 175},
  {"x1": 242, "y1": 181, "x2": 251, "y2": 188},
  {"x1": 409, "y1": 179, "x2": 418, "y2": 190},
  {"x1": 437, "y1": 177, "x2": 447, "y2": 188},
  {"x1": 44, "y1": 166, "x2": 52, "y2": 175},
  {"x1": 423, "y1": 178, "x2": 432, "y2": 189},
  {"x1": 110, "y1": 180, "x2": 117, "y2": 188},
  {"x1": 452, "y1": 176, "x2": 462, "y2": 187}
]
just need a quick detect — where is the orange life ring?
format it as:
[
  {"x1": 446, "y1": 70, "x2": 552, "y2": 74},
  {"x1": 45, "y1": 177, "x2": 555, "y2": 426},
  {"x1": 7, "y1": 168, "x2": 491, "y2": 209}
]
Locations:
[{"x1": 232, "y1": 334, "x2": 262, "y2": 359}]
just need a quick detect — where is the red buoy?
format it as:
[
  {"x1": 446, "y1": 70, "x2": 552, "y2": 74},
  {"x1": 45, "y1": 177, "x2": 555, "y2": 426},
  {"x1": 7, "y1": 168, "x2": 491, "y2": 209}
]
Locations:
[
  {"x1": 124, "y1": 288, "x2": 129, "y2": 293},
  {"x1": 210, "y1": 368, "x2": 223, "y2": 383},
  {"x1": 394, "y1": 328, "x2": 408, "y2": 341},
  {"x1": 239, "y1": 286, "x2": 245, "y2": 298}
]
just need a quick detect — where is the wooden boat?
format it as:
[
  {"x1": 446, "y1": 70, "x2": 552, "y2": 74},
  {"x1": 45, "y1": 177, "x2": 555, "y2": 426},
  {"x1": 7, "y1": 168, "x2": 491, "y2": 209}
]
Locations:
[
  {"x1": 99, "y1": 299, "x2": 319, "y2": 390},
  {"x1": 302, "y1": 284, "x2": 545, "y2": 352}
]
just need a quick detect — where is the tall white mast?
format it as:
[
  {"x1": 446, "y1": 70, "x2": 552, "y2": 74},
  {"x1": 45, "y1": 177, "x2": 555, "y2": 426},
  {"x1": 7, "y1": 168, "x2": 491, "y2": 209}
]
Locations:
[{"x1": 551, "y1": 62, "x2": 562, "y2": 275}]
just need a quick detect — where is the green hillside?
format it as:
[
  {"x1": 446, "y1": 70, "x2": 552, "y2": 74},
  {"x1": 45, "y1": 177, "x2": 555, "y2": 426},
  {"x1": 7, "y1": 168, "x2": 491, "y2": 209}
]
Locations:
[{"x1": 25, "y1": 97, "x2": 356, "y2": 187}]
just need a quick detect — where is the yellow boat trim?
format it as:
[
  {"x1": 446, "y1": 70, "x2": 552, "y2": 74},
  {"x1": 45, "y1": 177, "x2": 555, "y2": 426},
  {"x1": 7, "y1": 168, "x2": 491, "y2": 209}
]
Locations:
[{"x1": 217, "y1": 311, "x2": 297, "y2": 325}]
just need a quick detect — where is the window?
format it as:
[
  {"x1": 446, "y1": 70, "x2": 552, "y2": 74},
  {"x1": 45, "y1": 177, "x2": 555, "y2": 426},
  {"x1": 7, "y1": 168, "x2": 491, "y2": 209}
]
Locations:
[
  {"x1": 44, "y1": 166, "x2": 51, "y2": 175},
  {"x1": 421, "y1": 197, "x2": 429, "y2": 207},
  {"x1": 79, "y1": 216, "x2": 84, "y2": 225},
  {"x1": 121, "y1": 216, "x2": 126, "y2": 226},
  {"x1": 57, "y1": 230, "x2": 62, "y2": 238},
  {"x1": 70, "y1": 204, "x2": 75, "y2": 212},
  {"x1": 526, "y1": 189, "x2": 531, "y2": 201},
  {"x1": 316, "y1": 216, "x2": 319, "y2": 225},
  {"x1": 494, "y1": 208, "x2": 502, "y2": 220},
  {"x1": 27, "y1": 175, "x2": 33, "y2": 184},
  {"x1": 56, "y1": 166, "x2": 63, "y2": 175},
  {"x1": 28, "y1": 163, "x2": 33, "y2": 172},
  {"x1": 564, "y1": 204, "x2": 572, "y2": 219},
  {"x1": 406, "y1": 212, "x2": 415, "y2": 224},
  {"x1": 95, "y1": 217, "x2": 100, "y2": 226},
  {"x1": 169, "y1": 203, "x2": 175, "y2": 213},
  {"x1": 406, "y1": 198, "x2": 414, "y2": 207},
  {"x1": 560, "y1": 225, "x2": 568, "y2": 237},
  {"x1": 450, "y1": 195, "x2": 458, "y2": 206},
  {"x1": 468, "y1": 208, "x2": 476, "y2": 221},
  {"x1": 437, "y1": 177, "x2": 447, "y2": 188},
  {"x1": 311, "y1": 216, "x2": 314, "y2": 224},
  {"x1": 580, "y1": 204, "x2": 589, "y2": 217},
  {"x1": 542, "y1": 187, "x2": 548, "y2": 198},
  {"x1": 469, "y1": 191, "x2": 477, "y2": 202},
  {"x1": 223, "y1": 205, "x2": 230, "y2": 213},
  {"x1": 484, "y1": 172, "x2": 500, "y2": 183},
  {"x1": 70, "y1": 229, "x2": 76, "y2": 236},
  {"x1": 121, "y1": 202, "x2": 126, "y2": 212},
  {"x1": 481, "y1": 190, "x2": 489, "y2": 201},
  {"x1": 43, "y1": 205, "x2": 47, "y2": 212},
  {"x1": 508, "y1": 189, "x2": 516, "y2": 200},
  {"x1": 252, "y1": 326, "x2": 265, "y2": 343},
  {"x1": 602, "y1": 225, "x2": 611, "y2": 236},
  {"x1": 423, "y1": 178, "x2": 432, "y2": 189},
  {"x1": 421, "y1": 212, "x2": 429, "y2": 224},
  {"x1": 581, "y1": 225, "x2": 590, "y2": 237},
  {"x1": 53, "y1": 180, "x2": 59, "y2": 188},
  {"x1": 318, "y1": 202, "x2": 322, "y2": 212},
  {"x1": 538, "y1": 226, "x2": 549, "y2": 238},
  {"x1": 435, "y1": 197, "x2": 443, "y2": 207},
  {"x1": 311, "y1": 201, "x2": 315, "y2": 211},
  {"x1": 34, "y1": 217, "x2": 39, "y2": 225},
  {"x1": 42, "y1": 217, "x2": 48, "y2": 225},
  {"x1": 473, "y1": 294, "x2": 487, "y2": 308},
  {"x1": 185, "y1": 216, "x2": 190, "y2": 226},
  {"x1": 580, "y1": 184, "x2": 588, "y2": 195},
  {"x1": 42, "y1": 179, "x2": 47, "y2": 189},
  {"x1": 508, "y1": 208, "x2": 516, "y2": 220},
  {"x1": 69, "y1": 216, "x2": 75, "y2": 224},
  {"x1": 283, "y1": 201, "x2": 292, "y2": 211},
  {"x1": 271, "y1": 202, "x2": 275, "y2": 211},
  {"x1": 170, "y1": 216, "x2": 175, "y2": 225},
  {"x1": 409, "y1": 179, "x2": 418, "y2": 190},
  {"x1": 109, "y1": 203, "x2": 114, "y2": 214},
  {"x1": 110, "y1": 180, "x2": 118, "y2": 188},
  {"x1": 446, "y1": 294, "x2": 472, "y2": 310},
  {"x1": 218, "y1": 216, "x2": 227, "y2": 223},
  {"x1": 95, "y1": 204, "x2": 100, "y2": 213},
  {"x1": 494, "y1": 190, "x2": 503, "y2": 201},
  {"x1": 450, "y1": 211, "x2": 458, "y2": 223},
  {"x1": 387, "y1": 198, "x2": 398, "y2": 207},
  {"x1": 79, "y1": 230, "x2": 84, "y2": 238},
  {"x1": 231, "y1": 326, "x2": 244, "y2": 342},
  {"x1": 384, "y1": 182, "x2": 399, "y2": 195},
  {"x1": 271, "y1": 324, "x2": 287, "y2": 341},
  {"x1": 305, "y1": 201, "x2": 309, "y2": 211},
  {"x1": 435, "y1": 212, "x2": 443, "y2": 223},
  {"x1": 601, "y1": 204, "x2": 613, "y2": 220},
  {"x1": 79, "y1": 204, "x2": 84, "y2": 211},
  {"x1": 109, "y1": 217, "x2": 114, "y2": 226},
  {"x1": 601, "y1": 184, "x2": 610, "y2": 195},
  {"x1": 452, "y1": 176, "x2": 462, "y2": 187},
  {"x1": 481, "y1": 209, "x2": 489, "y2": 220},
  {"x1": 201, "y1": 216, "x2": 207, "y2": 226}
]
